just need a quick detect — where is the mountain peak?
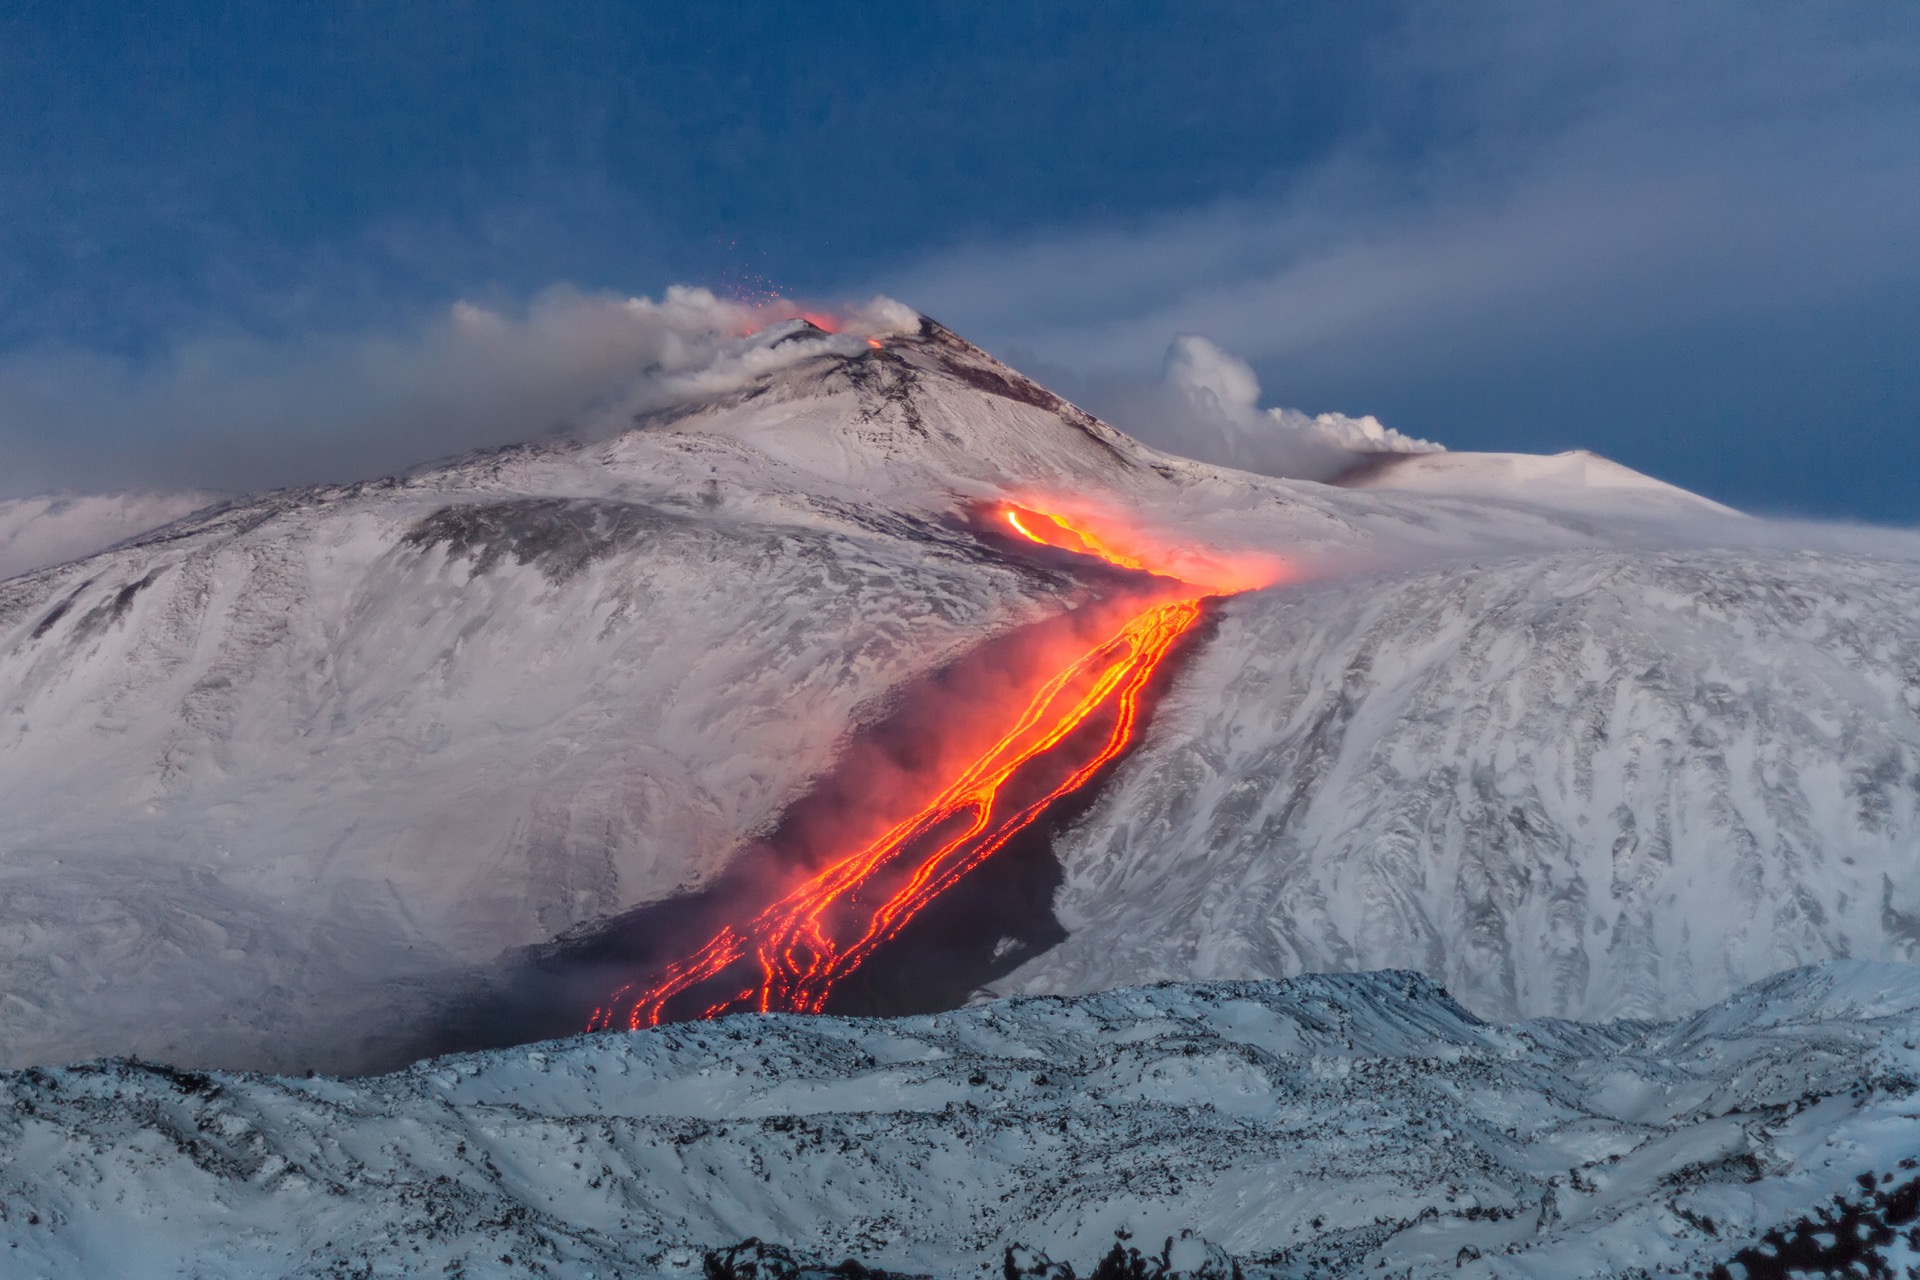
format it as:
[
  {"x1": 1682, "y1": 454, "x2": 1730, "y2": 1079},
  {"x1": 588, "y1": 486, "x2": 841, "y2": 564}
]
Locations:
[
  {"x1": 1336, "y1": 446, "x2": 1739, "y2": 517},
  {"x1": 622, "y1": 312, "x2": 1150, "y2": 501}
]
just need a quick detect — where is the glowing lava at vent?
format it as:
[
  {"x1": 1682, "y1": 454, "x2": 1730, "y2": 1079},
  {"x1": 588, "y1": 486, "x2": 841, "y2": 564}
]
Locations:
[
  {"x1": 590, "y1": 504, "x2": 1263, "y2": 1031},
  {"x1": 1002, "y1": 506, "x2": 1154, "y2": 575}
]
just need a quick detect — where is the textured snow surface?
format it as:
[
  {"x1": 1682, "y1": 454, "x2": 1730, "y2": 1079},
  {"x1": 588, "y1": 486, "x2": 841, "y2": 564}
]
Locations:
[
  {"x1": 1004, "y1": 549, "x2": 1920, "y2": 1024},
  {"x1": 2, "y1": 963, "x2": 1917, "y2": 1279},
  {"x1": 0, "y1": 492, "x2": 219, "y2": 581}
]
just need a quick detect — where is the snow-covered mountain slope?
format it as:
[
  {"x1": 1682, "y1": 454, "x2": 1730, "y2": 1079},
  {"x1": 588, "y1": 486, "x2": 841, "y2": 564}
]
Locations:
[
  {"x1": 0, "y1": 492, "x2": 218, "y2": 581},
  {"x1": 0, "y1": 324, "x2": 1145, "y2": 1072},
  {"x1": 0, "y1": 321, "x2": 1297, "y2": 1074},
  {"x1": 1338, "y1": 448, "x2": 1739, "y2": 519},
  {"x1": 0, "y1": 492, "x2": 1076, "y2": 1070},
  {"x1": 1003, "y1": 548, "x2": 1920, "y2": 1023},
  {"x1": 3, "y1": 963, "x2": 1916, "y2": 1279},
  {"x1": 0, "y1": 309, "x2": 1912, "y2": 1076}
]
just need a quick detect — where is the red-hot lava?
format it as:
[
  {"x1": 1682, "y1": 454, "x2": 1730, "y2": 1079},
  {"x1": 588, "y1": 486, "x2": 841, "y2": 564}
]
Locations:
[
  {"x1": 588, "y1": 503, "x2": 1271, "y2": 1031},
  {"x1": 731, "y1": 304, "x2": 846, "y2": 338},
  {"x1": 996, "y1": 500, "x2": 1286, "y2": 595}
]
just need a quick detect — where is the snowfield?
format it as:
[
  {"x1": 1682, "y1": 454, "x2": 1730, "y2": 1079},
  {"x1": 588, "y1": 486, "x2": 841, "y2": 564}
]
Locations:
[{"x1": 2, "y1": 963, "x2": 1916, "y2": 1279}]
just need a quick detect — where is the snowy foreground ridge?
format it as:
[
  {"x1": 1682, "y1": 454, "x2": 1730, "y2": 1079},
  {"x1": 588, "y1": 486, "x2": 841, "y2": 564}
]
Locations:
[{"x1": 4, "y1": 963, "x2": 1918, "y2": 1279}]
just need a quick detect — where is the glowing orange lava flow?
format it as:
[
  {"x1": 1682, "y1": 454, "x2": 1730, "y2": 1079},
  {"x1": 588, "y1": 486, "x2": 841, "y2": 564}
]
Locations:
[
  {"x1": 590, "y1": 504, "x2": 1248, "y2": 1031},
  {"x1": 1002, "y1": 506, "x2": 1155, "y2": 575}
]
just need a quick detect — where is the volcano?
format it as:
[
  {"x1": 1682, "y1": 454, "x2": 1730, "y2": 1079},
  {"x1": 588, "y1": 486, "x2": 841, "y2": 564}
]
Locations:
[{"x1": 1, "y1": 311, "x2": 1918, "y2": 1078}]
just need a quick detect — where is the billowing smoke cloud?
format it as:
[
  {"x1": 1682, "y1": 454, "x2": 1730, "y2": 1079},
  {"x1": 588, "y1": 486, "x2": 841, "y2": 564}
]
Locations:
[
  {"x1": 1058, "y1": 334, "x2": 1440, "y2": 482},
  {"x1": 0, "y1": 288, "x2": 919, "y2": 499}
]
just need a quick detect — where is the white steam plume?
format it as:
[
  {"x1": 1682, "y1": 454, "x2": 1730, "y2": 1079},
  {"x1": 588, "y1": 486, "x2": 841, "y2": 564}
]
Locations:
[{"x1": 1081, "y1": 334, "x2": 1440, "y2": 481}]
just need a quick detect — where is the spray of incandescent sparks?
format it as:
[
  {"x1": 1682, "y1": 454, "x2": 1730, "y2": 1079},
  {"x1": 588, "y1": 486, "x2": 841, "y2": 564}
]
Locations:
[{"x1": 588, "y1": 502, "x2": 1282, "y2": 1031}]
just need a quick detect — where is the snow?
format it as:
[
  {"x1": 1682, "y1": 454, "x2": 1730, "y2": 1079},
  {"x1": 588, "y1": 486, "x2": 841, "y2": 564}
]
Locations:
[
  {"x1": 1, "y1": 963, "x2": 1915, "y2": 1278},
  {"x1": 1338, "y1": 448, "x2": 1740, "y2": 518}
]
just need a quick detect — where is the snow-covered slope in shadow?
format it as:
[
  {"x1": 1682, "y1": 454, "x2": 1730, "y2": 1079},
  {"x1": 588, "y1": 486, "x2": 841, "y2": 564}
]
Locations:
[{"x1": 2, "y1": 963, "x2": 1915, "y2": 1278}]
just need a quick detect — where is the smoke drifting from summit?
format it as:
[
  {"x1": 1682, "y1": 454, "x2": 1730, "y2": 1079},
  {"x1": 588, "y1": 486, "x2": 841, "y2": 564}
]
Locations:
[
  {"x1": 0, "y1": 288, "x2": 919, "y2": 500},
  {"x1": 1023, "y1": 334, "x2": 1440, "y2": 483}
]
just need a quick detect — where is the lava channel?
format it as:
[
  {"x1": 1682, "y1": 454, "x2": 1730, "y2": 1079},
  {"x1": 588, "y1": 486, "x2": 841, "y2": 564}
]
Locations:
[{"x1": 589, "y1": 504, "x2": 1260, "y2": 1031}]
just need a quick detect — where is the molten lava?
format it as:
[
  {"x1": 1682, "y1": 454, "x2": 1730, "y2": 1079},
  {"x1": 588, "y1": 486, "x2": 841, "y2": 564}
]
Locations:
[
  {"x1": 1002, "y1": 506, "x2": 1154, "y2": 576},
  {"x1": 590, "y1": 503, "x2": 1257, "y2": 1031},
  {"x1": 998, "y1": 500, "x2": 1287, "y2": 595}
]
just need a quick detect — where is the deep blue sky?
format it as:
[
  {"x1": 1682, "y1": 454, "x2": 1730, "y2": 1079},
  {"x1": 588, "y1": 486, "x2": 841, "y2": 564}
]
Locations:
[{"x1": 3, "y1": 2, "x2": 1918, "y2": 519}]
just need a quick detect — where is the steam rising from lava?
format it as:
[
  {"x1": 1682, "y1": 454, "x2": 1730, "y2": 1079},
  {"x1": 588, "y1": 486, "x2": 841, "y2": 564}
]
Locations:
[{"x1": 588, "y1": 501, "x2": 1274, "y2": 1031}]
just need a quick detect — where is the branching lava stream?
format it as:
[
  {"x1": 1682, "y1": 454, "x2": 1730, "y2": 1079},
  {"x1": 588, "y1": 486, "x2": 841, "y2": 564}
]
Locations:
[{"x1": 589, "y1": 503, "x2": 1271, "y2": 1031}]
